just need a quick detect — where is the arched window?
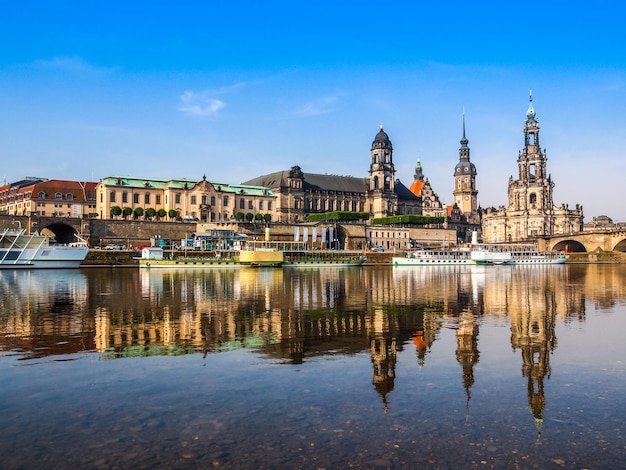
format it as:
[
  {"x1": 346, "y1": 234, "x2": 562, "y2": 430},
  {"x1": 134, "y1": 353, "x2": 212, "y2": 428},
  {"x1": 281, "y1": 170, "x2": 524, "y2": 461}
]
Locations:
[
  {"x1": 38, "y1": 191, "x2": 45, "y2": 198},
  {"x1": 66, "y1": 193, "x2": 73, "y2": 200},
  {"x1": 55, "y1": 192, "x2": 62, "y2": 199}
]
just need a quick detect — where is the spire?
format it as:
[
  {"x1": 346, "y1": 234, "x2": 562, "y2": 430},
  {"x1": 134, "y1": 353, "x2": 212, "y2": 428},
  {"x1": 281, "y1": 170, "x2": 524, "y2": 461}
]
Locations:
[
  {"x1": 526, "y1": 90, "x2": 536, "y2": 121},
  {"x1": 460, "y1": 108, "x2": 469, "y2": 148}
]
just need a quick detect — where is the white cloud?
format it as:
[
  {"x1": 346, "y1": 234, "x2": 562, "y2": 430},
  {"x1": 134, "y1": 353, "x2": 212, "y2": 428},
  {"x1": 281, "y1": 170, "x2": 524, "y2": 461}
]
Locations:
[{"x1": 178, "y1": 91, "x2": 225, "y2": 117}]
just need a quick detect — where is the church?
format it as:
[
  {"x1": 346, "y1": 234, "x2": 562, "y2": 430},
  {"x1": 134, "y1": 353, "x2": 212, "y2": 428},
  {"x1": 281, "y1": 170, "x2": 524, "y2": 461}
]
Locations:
[{"x1": 481, "y1": 93, "x2": 584, "y2": 242}]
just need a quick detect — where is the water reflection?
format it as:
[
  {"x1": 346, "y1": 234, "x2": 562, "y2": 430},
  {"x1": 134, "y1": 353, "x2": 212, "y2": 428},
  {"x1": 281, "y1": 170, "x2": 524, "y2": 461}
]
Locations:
[{"x1": 2, "y1": 265, "x2": 626, "y2": 467}]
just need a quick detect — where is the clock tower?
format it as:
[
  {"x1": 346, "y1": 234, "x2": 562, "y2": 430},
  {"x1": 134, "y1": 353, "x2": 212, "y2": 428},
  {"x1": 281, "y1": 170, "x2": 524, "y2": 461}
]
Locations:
[{"x1": 453, "y1": 113, "x2": 478, "y2": 218}]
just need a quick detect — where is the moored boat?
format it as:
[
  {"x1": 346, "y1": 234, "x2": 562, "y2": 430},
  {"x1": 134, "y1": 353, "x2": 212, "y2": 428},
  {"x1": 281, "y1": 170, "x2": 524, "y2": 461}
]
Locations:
[
  {"x1": 392, "y1": 242, "x2": 568, "y2": 267},
  {"x1": 0, "y1": 229, "x2": 89, "y2": 269}
]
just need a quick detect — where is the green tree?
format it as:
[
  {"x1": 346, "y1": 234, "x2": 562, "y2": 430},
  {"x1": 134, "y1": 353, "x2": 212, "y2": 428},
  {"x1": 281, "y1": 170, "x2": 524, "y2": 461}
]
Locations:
[
  {"x1": 168, "y1": 209, "x2": 178, "y2": 220},
  {"x1": 254, "y1": 213, "x2": 264, "y2": 221},
  {"x1": 157, "y1": 208, "x2": 167, "y2": 219},
  {"x1": 133, "y1": 207, "x2": 144, "y2": 219},
  {"x1": 263, "y1": 214, "x2": 272, "y2": 223},
  {"x1": 122, "y1": 207, "x2": 133, "y2": 219},
  {"x1": 245, "y1": 212, "x2": 254, "y2": 222},
  {"x1": 145, "y1": 207, "x2": 157, "y2": 220},
  {"x1": 110, "y1": 206, "x2": 122, "y2": 218},
  {"x1": 235, "y1": 212, "x2": 245, "y2": 221}
]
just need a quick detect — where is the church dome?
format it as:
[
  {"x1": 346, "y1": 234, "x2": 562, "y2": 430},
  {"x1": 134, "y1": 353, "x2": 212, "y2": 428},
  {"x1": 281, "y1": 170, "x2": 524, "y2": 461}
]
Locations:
[{"x1": 372, "y1": 125, "x2": 392, "y2": 150}]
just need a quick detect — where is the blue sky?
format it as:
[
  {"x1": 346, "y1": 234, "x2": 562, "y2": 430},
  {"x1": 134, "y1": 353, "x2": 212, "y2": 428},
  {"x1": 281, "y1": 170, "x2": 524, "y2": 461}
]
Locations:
[{"x1": 1, "y1": 1, "x2": 625, "y2": 221}]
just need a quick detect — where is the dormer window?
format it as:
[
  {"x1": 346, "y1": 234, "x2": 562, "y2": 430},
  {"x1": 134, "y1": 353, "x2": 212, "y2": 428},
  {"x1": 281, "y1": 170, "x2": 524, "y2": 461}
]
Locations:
[
  {"x1": 55, "y1": 192, "x2": 62, "y2": 199},
  {"x1": 38, "y1": 191, "x2": 45, "y2": 198}
]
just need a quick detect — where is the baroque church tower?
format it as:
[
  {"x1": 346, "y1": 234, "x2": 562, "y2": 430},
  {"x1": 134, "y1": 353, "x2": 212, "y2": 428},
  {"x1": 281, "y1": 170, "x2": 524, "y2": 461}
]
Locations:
[
  {"x1": 368, "y1": 124, "x2": 398, "y2": 218},
  {"x1": 453, "y1": 113, "x2": 479, "y2": 223},
  {"x1": 507, "y1": 92, "x2": 554, "y2": 217},
  {"x1": 481, "y1": 93, "x2": 584, "y2": 242}
]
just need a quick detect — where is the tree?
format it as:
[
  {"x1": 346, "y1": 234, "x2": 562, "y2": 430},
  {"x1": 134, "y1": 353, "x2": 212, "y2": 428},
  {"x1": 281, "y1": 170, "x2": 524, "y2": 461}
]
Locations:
[
  {"x1": 133, "y1": 207, "x2": 144, "y2": 219},
  {"x1": 122, "y1": 207, "x2": 133, "y2": 219},
  {"x1": 235, "y1": 212, "x2": 245, "y2": 221},
  {"x1": 254, "y1": 213, "x2": 264, "y2": 221},
  {"x1": 145, "y1": 207, "x2": 157, "y2": 220},
  {"x1": 263, "y1": 214, "x2": 272, "y2": 223},
  {"x1": 110, "y1": 206, "x2": 122, "y2": 218},
  {"x1": 157, "y1": 209, "x2": 167, "y2": 219},
  {"x1": 168, "y1": 209, "x2": 178, "y2": 220}
]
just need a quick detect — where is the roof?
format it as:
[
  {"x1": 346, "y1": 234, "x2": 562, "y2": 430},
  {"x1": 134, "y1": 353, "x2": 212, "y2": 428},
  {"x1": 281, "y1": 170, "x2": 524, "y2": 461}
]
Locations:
[
  {"x1": 100, "y1": 176, "x2": 275, "y2": 197},
  {"x1": 408, "y1": 179, "x2": 426, "y2": 197},
  {"x1": 243, "y1": 170, "x2": 369, "y2": 194}
]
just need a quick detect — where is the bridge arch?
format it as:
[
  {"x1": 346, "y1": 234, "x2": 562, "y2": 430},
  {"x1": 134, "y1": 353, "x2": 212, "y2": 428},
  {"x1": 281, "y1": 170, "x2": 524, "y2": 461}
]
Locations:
[
  {"x1": 40, "y1": 222, "x2": 80, "y2": 244},
  {"x1": 613, "y1": 238, "x2": 626, "y2": 253},
  {"x1": 551, "y1": 239, "x2": 587, "y2": 253}
]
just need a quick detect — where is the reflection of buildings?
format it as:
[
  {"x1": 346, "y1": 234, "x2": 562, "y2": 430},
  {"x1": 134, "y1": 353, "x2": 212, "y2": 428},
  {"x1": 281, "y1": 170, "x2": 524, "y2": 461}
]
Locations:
[
  {"x1": 4, "y1": 265, "x2": 626, "y2": 422},
  {"x1": 456, "y1": 308, "x2": 479, "y2": 414}
]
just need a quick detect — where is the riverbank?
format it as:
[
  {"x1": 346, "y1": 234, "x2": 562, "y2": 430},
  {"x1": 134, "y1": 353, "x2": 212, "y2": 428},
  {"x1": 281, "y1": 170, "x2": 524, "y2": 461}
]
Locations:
[{"x1": 81, "y1": 249, "x2": 626, "y2": 267}]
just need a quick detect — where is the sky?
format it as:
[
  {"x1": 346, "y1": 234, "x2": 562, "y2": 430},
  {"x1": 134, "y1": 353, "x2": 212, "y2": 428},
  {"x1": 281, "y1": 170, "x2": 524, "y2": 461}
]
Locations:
[{"x1": 1, "y1": 1, "x2": 625, "y2": 221}]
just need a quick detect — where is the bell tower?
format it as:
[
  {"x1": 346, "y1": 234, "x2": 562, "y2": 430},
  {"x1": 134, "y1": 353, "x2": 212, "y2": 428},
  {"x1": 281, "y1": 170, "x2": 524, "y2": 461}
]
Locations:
[
  {"x1": 453, "y1": 112, "x2": 478, "y2": 216},
  {"x1": 507, "y1": 91, "x2": 554, "y2": 214},
  {"x1": 368, "y1": 124, "x2": 398, "y2": 218}
]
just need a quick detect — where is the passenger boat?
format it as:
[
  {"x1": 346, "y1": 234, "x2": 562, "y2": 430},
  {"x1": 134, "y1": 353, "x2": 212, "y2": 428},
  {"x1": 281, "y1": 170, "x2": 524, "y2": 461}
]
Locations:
[
  {"x1": 138, "y1": 244, "x2": 366, "y2": 269},
  {"x1": 392, "y1": 243, "x2": 568, "y2": 267},
  {"x1": 0, "y1": 229, "x2": 89, "y2": 269}
]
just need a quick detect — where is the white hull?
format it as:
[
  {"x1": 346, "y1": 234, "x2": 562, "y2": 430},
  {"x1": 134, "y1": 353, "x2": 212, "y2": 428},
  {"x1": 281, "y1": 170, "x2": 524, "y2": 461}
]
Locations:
[
  {"x1": 393, "y1": 248, "x2": 568, "y2": 267},
  {"x1": 0, "y1": 245, "x2": 89, "y2": 269}
]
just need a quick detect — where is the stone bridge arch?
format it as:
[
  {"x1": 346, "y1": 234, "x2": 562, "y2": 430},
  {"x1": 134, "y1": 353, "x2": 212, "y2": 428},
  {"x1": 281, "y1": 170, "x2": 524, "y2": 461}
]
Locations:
[
  {"x1": 613, "y1": 238, "x2": 626, "y2": 253},
  {"x1": 550, "y1": 239, "x2": 587, "y2": 253},
  {"x1": 39, "y1": 222, "x2": 80, "y2": 244}
]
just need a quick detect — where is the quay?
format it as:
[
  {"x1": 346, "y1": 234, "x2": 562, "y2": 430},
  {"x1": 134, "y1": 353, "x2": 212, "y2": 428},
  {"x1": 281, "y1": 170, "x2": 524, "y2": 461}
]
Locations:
[{"x1": 80, "y1": 249, "x2": 626, "y2": 267}]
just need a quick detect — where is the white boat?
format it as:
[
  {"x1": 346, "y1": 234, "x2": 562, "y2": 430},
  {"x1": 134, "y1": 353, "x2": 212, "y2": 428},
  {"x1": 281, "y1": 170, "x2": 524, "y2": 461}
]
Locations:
[
  {"x1": 0, "y1": 229, "x2": 89, "y2": 269},
  {"x1": 392, "y1": 243, "x2": 568, "y2": 267}
]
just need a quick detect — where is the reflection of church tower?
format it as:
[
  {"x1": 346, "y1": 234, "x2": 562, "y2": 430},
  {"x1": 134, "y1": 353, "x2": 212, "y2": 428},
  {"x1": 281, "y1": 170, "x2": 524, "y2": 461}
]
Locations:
[
  {"x1": 455, "y1": 308, "x2": 479, "y2": 417},
  {"x1": 369, "y1": 308, "x2": 397, "y2": 413},
  {"x1": 511, "y1": 300, "x2": 555, "y2": 440},
  {"x1": 368, "y1": 125, "x2": 398, "y2": 218},
  {"x1": 453, "y1": 113, "x2": 478, "y2": 221},
  {"x1": 371, "y1": 335, "x2": 397, "y2": 413}
]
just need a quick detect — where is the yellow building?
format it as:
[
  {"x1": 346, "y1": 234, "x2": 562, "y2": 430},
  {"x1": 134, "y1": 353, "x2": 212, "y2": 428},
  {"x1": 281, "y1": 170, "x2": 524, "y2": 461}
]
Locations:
[
  {"x1": 0, "y1": 178, "x2": 97, "y2": 218},
  {"x1": 96, "y1": 175, "x2": 278, "y2": 222}
]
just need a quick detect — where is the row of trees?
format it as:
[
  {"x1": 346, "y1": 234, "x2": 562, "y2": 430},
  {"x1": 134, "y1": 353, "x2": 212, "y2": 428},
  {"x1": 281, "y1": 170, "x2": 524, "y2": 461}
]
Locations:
[
  {"x1": 110, "y1": 206, "x2": 178, "y2": 220},
  {"x1": 109, "y1": 206, "x2": 273, "y2": 223},
  {"x1": 306, "y1": 211, "x2": 445, "y2": 226}
]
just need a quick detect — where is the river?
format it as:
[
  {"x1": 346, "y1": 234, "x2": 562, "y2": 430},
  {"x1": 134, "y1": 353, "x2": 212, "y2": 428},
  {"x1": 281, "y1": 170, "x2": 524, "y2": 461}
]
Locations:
[{"x1": 1, "y1": 264, "x2": 625, "y2": 469}]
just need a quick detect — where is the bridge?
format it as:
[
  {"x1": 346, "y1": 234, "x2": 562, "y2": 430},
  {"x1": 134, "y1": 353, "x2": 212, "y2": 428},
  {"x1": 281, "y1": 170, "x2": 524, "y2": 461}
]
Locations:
[
  {"x1": 539, "y1": 229, "x2": 626, "y2": 253},
  {"x1": 0, "y1": 215, "x2": 88, "y2": 244}
]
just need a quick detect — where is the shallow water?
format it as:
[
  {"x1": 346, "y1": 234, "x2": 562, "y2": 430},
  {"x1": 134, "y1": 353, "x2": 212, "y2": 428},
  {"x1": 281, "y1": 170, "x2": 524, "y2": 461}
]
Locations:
[{"x1": 1, "y1": 264, "x2": 625, "y2": 469}]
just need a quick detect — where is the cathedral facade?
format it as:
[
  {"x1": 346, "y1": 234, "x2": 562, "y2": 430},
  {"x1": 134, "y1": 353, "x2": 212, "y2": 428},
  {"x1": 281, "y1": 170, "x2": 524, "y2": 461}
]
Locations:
[{"x1": 481, "y1": 94, "x2": 584, "y2": 243}]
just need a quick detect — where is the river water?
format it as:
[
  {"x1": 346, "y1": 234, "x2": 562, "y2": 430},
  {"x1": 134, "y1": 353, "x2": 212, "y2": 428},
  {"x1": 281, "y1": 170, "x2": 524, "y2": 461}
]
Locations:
[{"x1": 1, "y1": 264, "x2": 625, "y2": 469}]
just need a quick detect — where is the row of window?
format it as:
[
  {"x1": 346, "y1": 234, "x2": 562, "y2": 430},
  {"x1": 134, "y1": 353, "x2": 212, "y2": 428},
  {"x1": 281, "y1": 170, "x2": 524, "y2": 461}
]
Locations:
[{"x1": 106, "y1": 191, "x2": 272, "y2": 211}]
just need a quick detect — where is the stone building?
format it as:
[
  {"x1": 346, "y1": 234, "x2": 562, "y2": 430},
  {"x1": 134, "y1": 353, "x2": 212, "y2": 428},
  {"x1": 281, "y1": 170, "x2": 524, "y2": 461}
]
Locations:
[
  {"x1": 96, "y1": 175, "x2": 278, "y2": 223},
  {"x1": 243, "y1": 125, "x2": 421, "y2": 224},
  {"x1": 0, "y1": 178, "x2": 97, "y2": 218},
  {"x1": 481, "y1": 93, "x2": 584, "y2": 242},
  {"x1": 408, "y1": 160, "x2": 446, "y2": 218}
]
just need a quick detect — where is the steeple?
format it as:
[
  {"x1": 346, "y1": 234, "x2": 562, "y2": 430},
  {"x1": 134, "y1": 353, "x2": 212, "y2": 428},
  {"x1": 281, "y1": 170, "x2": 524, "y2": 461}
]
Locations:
[
  {"x1": 453, "y1": 110, "x2": 478, "y2": 219},
  {"x1": 526, "y1": 90, "x2": 536, "y2": 121},
  {"x1": 460, "y1": 108, "x2": 469, "y2": 149}
]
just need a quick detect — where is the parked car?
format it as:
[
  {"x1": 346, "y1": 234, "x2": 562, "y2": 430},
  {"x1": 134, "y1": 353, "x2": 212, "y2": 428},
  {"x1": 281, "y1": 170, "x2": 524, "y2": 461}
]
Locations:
[
  {"x1": 371, "y1": 245, "x2": 385, "y2": 252},
  {"x1": 104, "y1": 244, "x2": 126, "y2": 250}
]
